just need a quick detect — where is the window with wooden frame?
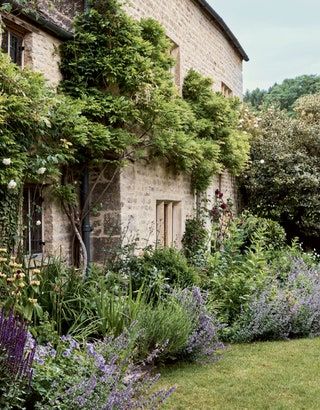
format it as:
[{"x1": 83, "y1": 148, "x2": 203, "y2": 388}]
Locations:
[
  {"x1": 156, "y1": 200, "x2": 182, "y2": 247},
  {"x1": 170, "y1": 40, "x2": 181, "y2": 88},
  {"x1": 1, "y1": 21, "x2": 26, "y2": 66},
  {"x1": 23, "y1": 186, "x2": 44, "y2": 255},
  {"x1": 221, "y1": 82, "x2": 233, "y2": 97}
]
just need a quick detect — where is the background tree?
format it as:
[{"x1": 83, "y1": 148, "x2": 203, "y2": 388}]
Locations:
[
  {"x1": 241, "y1": 95, "x2": 320, "y2": 249},
  {"x1": 244, "y1": 74, "x2": 320, "y2": 113}
]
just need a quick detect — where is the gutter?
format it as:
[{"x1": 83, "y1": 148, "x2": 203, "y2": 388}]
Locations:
[{"x1": 196, "y1": 0, "x2": 249, "y2": 61}]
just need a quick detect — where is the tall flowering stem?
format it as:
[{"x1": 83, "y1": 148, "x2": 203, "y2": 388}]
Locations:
[{"x1": 0, "y1": 309, "x2": 35, "y2": 383}]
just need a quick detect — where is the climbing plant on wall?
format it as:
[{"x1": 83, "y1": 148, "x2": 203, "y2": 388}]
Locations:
[
  {"x1": 0, "y1": 0, "x2": 251, "y2": 271},
  {"x1": 60, "y1": 0, "x2": 251, "y2": 192}
]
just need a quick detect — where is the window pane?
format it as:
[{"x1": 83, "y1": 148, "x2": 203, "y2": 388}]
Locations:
[
  {"x1": 10, "y1": 33, "x2": 23, "y2": 66},
  {"x1": 23, "y1": 187, "x2": 43, "y2": 254},
  {"x1": 1, "y1": 29, "x2": 8, "y2": 53}
]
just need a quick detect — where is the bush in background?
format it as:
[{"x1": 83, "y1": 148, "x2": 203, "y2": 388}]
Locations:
[{"x1": 231, "y1": 258, "x2": 320, "y2": 342}]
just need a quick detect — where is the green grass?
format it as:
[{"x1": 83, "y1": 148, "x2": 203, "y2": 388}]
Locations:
[{"x1": 159, "y1": 338, "x2": 320, "y2": 409}]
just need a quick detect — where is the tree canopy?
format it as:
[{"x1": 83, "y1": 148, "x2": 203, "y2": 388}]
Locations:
[
  {"x1": 244, "y1": 74, "x2": 320, "y2": 113},
  {"x1": 241, "y1": 95, "x2": 320, "y2": 249}
]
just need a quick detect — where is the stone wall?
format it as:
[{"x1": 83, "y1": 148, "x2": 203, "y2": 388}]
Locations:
[
  {"x1": 25, "y1": 29, "x2": 62, "y2": 87},
  {"x1": 125, "y1": 0, "x2": 243, "y2": 96},
  {"x1": 42, "y1": 188, "x2": 72, "y2": 262},
  {"x1": 119, "y1": 160, "x2": 196, "y2": 251},
  {"x1": 89, "y1": 165, "x2": 122, "y2": 264}
]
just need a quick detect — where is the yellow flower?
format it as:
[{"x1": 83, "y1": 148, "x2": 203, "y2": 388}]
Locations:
[
  {"x1": 32, "y1": 269, "x2": 41, "y2": 275},
  {"x1": 18, "y1": 282, "x2": 26, "y2": 288},
  {"x1": 30, "y1": 280, "x2": 40, "y2": 286},
  {"x1": 0, "y1": 257, "x2": 7, "y2": 262},
  {"x1": 60, "y1": 138, "x2": 73, "y2": 149},
  {"x1": 12, "y1": 263, "x2": 22, "y2": 268},
  {"x1": 0, "y1": 248, "x2": 7, "y2": 253},
  {"x1": 6, "y1": 277, "x2": 15, "y2": 283},
  {"x1": 0, "y1": 272, "x2": 6, "y2": 278},
  {"x1": 28, "y1": 298, "x2": 38, "y2": 304}
]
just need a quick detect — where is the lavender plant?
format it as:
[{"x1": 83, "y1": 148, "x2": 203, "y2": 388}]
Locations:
[
  {"x1": 32, "y1": 331, "x2": 175, "y2": 409},
  {"x1": 175, "y1": 287, "x2": 224, "y2": 360},
  {"x1": 231, "y1": 258, "x2": 320, "y2": 342},
  {"x1": 0, "y1": 310, "x2": 35, "y2": 409}
]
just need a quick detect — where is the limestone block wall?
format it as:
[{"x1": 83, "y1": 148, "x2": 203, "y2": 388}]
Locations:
[
  {"x1": 119, "y1": 160, "x2": 196, "y2": 251},
  {"x1": 205, "y1": 170, "x2": 238, "y2": 215},
  {"x1": 89, "y1": 165, "x2": 122, "y2": 264},
  {"x1": 24, "y1": 30, "x2": 62, "y2": 87},
  {"x1": 42, "y1": 189, "x2": 72, "y2": 262},
  {"x1": 126, "y1": 0, "x2": 243, "y2": 96}
]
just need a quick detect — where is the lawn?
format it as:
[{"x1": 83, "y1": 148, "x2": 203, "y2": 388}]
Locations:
[{"x1": 159, "y1": 338, "x2": 320, "y2": 409}]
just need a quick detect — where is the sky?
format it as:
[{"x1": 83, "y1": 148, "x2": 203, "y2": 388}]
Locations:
[{"x1": 208, "y1": 0, "x2": 320, "y2": 91}]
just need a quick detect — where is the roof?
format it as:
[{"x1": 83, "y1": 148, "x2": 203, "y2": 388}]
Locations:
[
  {"x1": 2, "y1": 0, "x2": 249, "y2": 61},
  {"x1": 195, "y1": 0, "x2": 249, "y2": 61}
]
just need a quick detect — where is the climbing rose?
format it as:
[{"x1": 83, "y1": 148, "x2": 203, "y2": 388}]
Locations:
[
  {"x1": 37, "y1": 167, "x2": 46, "y2": 175},
  {"x1": 7, "y1": 180, "x2": 17, "y2": 189}
]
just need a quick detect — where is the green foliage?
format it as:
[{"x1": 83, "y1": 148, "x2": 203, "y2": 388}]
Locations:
[
  {"x1": 244, "y1": 74, "x2": 320, "y2": 113},
  {"x1": 243, "y1": 88, "x2": 267, "y2": 109},
  {"x1": 207, "y1": 213, "x2": 287, "y2": 324},
  {"x1": 135, "y1": 297, "x2": 194, "y2": 361},
  {"x1": 111, "y1": 247, "x2": 200, "y2": 297},
  {"x1": 183, "y1": 70, "x2": 251, "y2": 188},
  {"x1": 242, "y1": 102, "x2": 320, "y2": 248},
  {"x1": 182, "y1": 217, "x2": 208, "y2": 265},
  {"x1": 0, "y1": 249, "x2": 43, "y2": 321},
  {"x1": 59, "y1": 1, "x2": 249, "y2": 193},
  {"x1": 0, "y1": 51, "x2": 110, "y2": 251}
]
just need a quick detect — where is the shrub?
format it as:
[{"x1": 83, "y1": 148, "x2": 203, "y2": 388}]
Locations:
[
  {"x1": 175, "y1": 287, "x2": 224, "y2": 361},
  {"x1": 231, "y1": 258, "x2": 320, "y2": 342},
  {"x1": 135, "y1": 297, "x2": 193, "y2": 362},
  {"x1": 207, "y1": 213, "x2": 289, "y2": 324},
  {"x1": 112, "y1": 247, "x2": 200, "y2": 299},
  {"x1": 182, "y1": 217, "x2": 208, "y2": 267},
  {"x1": 135, "y1": 287, "x2": 223, "y2": 363}
]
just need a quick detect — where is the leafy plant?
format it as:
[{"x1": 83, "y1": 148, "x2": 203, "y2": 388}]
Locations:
[
  {"x1": 182, "y1": 217, "x2": 208, "y2": 266},
  {"x1": 30, "y1": 332, "x2": 175, "y2": 409},
  {"x1": 0, "y1": 249, "x2": 43, "y2": 321}
]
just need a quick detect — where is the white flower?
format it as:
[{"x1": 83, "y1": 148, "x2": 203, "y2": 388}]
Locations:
[
  {"x1": 7, "y1": 180, "x2": 17, "y2": 189},
  {"x1": 259, "y1": 159, "x2": 265, "y2": 164},
  {"x1": 36, "y1": 220, "x2": 42, "y2": 226},
  {"x1": 2, "y1": 158, "x2": 11, "y2": 165},
  {"x1": 37, "y1": 167, "x2": 46, "y2": 175}
]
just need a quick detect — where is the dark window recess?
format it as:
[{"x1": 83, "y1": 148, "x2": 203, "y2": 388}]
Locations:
[
  {"x1": 23, "y1": 187, "x2": 44, "y2": 255},
  {"x1": 1, "y1": 28, "x2": 24, "y2": 66}
]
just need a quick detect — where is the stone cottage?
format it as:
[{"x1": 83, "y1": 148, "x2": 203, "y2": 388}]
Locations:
[{"x1": 0, "y1": 0, "x2": 248, "y2": 263}]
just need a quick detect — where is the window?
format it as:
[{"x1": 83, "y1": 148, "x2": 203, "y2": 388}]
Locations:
[
  {"x1": 23, "y1": 186, "x2": 44, "y2": 255},
  {"x1": 1, "y1": 24, "x2": 25, "y2": 66},
  {"x1": 221, "y1": 82, "x2": 233, "y2": 97},
  {"x1": 156, "y1": 201, "x2": 181, "y2": 247},
  {"x1": 170, "y1": 41, "x2": 181, "y2": 88}
]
